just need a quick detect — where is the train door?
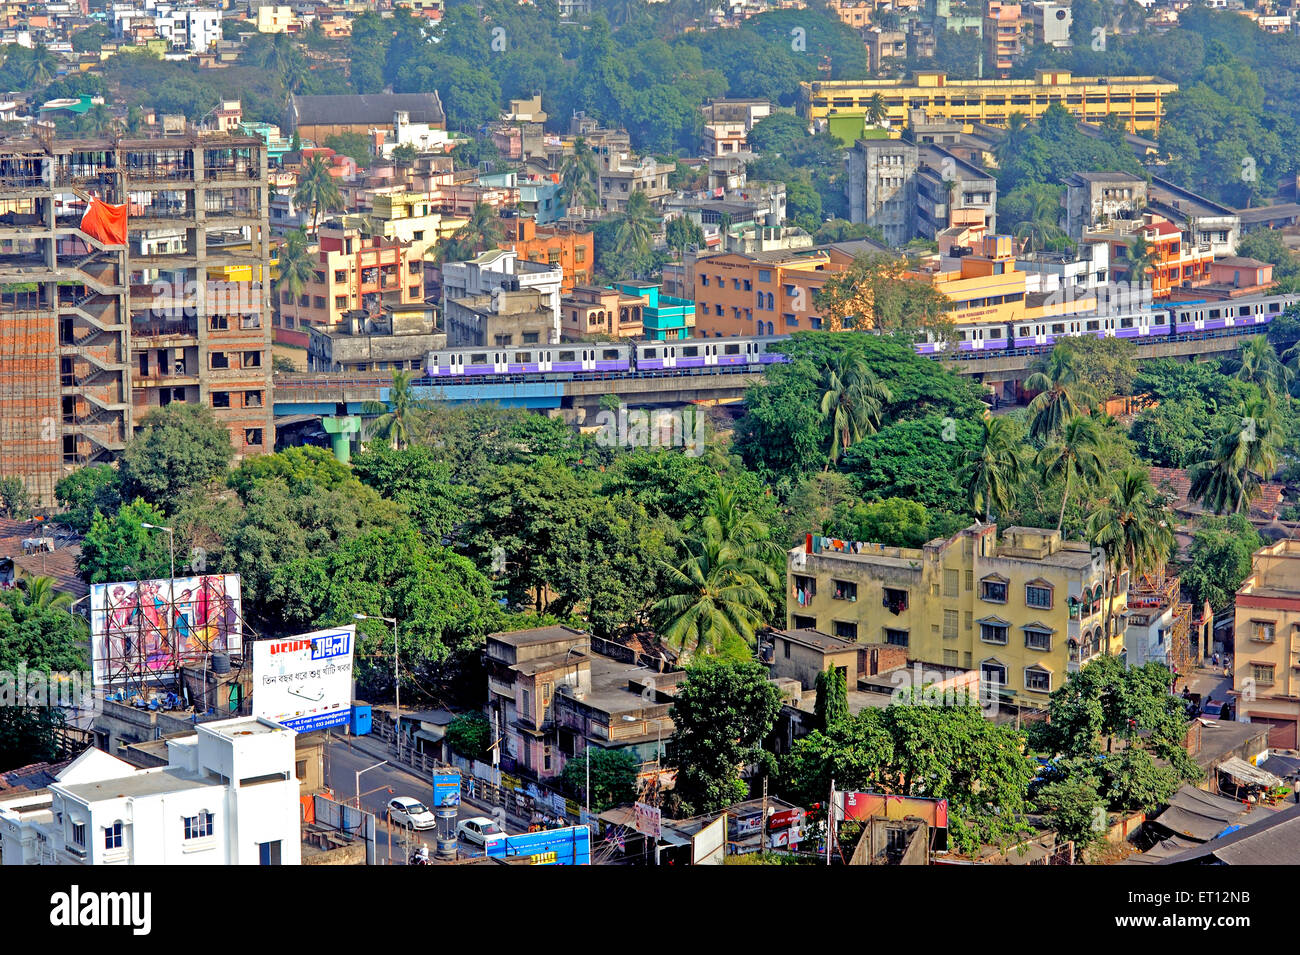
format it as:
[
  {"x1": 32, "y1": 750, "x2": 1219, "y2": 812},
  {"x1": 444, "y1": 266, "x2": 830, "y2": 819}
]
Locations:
[
  {"x1": 664, "y1": 345, "x2": 677, "y2": 369},
  {"x1": 704, "y1": 343, "x2": 717, "y2": 366}
]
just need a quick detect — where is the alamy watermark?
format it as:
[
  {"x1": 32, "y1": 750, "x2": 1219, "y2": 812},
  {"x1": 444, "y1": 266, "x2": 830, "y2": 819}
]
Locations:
[
  {"x1": 0, "y1": 664, "x2": 99, "y2": 715},
  {"x1": 593, "y1": 404, "x2": 706, "y2": 457}
]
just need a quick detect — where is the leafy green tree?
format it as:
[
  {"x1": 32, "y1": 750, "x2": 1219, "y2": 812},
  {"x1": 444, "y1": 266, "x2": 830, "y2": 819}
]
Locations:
[
  {"x1": 54, "y1": 466, "x2": 122, "y2": 532},
  {"x1": 1024, "y1": 347, "x2": 1095, "y2": 441},
  {"x1": 351, "y1": 444, "x2": 462, "y2": 540},
  {"x1": 819, "y1": 352, "x2": 890, "y2": 467},
  {"x1": 560, "y1": 137, "x2": 599, "y2": 211},
  {"x1": 360, "y1": 370, "x2": 437, "y2": 450},
  {"x1": 445, "y1": 712, "x2": 493, "y2": 761},
  {"x1": 118, "y1": 403, "x2": 233, "y2": 511},
  {"x1": 1036, "y1": 767, "x2": 1106, "y2": 857},
  {"x1": 275, "y1": 228, "x2": 316, "y2": 312},
  {"x1": 78, "y1": 498, "x2": 173, "y2": 585},
  {"x1": 561, "y1": 748, "x2": 639, "y2": 812},
  {"x1": 228, "y1": 446, "x2": 353, "y2": 500},
  {"x1": 667, "y1": 659, "x2": 783, "y2": 815},
  {"x1": 1189, "y1": 400, "x2": 1283, "y2": 515},
  {"x1": 0, "y1": 475, "x2": 31, "y2": 519},
  {"x1": 1180, "y1": 514, "x2": 1263, "y2": 612},
  {"x1": 813, "y1": 253, "x2": 952, "y2": 335},
  {"x1": 323, "y1": 132, "x2": 373, "y2": 167},
  {"x1": 844, "y1": 415, "x2": 984, "y2": 514},
  {"x1": 665, "y1": 215, "x2": 705, "y2": 260},
  {"x1": 814, "y1": 665, "x2": 849, "y2": 731},
  {"x1": 1103, "y1": 747, "x2": 1181, "y2": 814}
]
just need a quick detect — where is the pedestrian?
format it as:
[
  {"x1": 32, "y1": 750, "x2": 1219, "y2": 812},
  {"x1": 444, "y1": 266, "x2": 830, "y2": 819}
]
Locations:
[{"x1": 1213, "y1": 651, "x2": 1219, "y2": 667}]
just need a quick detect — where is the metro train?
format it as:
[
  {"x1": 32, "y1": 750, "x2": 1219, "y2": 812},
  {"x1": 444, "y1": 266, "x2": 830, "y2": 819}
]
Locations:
[
  {"x1": 425, "y1": 336, "x2": 791, "y2": 378},
  {"x1": 917, "y1": 292, "x2": 1300, "y2": 356}
]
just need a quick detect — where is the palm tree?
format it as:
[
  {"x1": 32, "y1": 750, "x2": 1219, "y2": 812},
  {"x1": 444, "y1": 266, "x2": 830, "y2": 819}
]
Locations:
[
  {"x1": 818, "y1": 352, "x2": 891, "y2": 467},
  {"x1": 560, "y1": 137, "x2": 599, "y2": 212},
  {"x1": 1188, "y1": 399, "x2": 1283, "y2": 515},
  {"x1": 865, "y1": 93, "x2": 888, "y2": 127},
  {"x1": 361, "y1": 370, "x2": 437, "y2": 450},
  {"x1": 294, "y1": 154, "x2": 343, "y2": 234},
  {"x1": 19, "y1": 575, "x2": 72, "y2": 611},
  {"x1": 995, "y1": 112, "x2": 1031, "y2": 167},
  {"x1": 1023, "y1": 348, "x2": 1095, "y2": 441},
  {"x1": 1037, "y1": 415, "x2": 1104, "y2": 532},
  {"x1": 652, "y1": 489, "x2": 780, "y2": 660},
  {"x1": 452, "y1": 202, "x2": 504, "y2": 256},
  {"x1": 614, "y1": 189, "x2": 657, "y2": 261},
  {"x1": 275, "y1": 228, "x2": 316, "y2": 317},
  {"x1": 1087, "y1": 467, "x2": 1174, "y2": 648},
  {"x1": 1124, "y1": 235, "x2": 1157, "y2": 290},
  {"x1": 1232, "y1": 336, "x2": 1292, "y2": 403},
  {"x1": 962, "y1": 416, "x2": 1024, "y2": 523},
  {"x1": 22, "y1": 45, "x2": 58, "y2": 88}
]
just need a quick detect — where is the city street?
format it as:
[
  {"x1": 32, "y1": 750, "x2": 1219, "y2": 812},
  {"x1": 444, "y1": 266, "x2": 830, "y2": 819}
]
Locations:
[{"x1": 322, "y1": 733, "x2": 515, "y2": 864}]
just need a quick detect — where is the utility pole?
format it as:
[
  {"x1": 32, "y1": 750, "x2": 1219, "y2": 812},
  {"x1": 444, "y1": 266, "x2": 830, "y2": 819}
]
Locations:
[
  {"x1": 825, "y1": 777, "x2": 835, "y2": 866},
  {"x1": 760, "y1": 776, "x2": 768, "y2": 856}
]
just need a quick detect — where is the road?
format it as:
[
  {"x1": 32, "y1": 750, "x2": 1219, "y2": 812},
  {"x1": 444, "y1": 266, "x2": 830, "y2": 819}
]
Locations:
[{"x1": 322, "y1": 734, "x2": 513, "y2": 864}]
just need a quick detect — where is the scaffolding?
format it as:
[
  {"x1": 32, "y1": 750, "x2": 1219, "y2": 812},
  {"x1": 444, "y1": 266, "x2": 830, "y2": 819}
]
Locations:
[{"x1": 1129, "y1": 568, "x2": 1195, "y2": 675}]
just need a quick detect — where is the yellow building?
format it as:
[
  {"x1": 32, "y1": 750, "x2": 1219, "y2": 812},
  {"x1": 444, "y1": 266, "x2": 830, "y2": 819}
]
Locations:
[
  {"x1": 801, "y1": 70, "x2": 1178, "y2": 133},
  {"x1": 788, "y1": 524, "x2": 1126, "y2": 709},
  {"x1": 1232, "y1": 539, "x2": 1300, "y2": 750}
]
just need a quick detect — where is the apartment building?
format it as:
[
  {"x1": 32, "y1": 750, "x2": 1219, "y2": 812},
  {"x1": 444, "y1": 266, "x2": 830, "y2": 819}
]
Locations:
[
  {"x1": 561, "y1": 285, "x2": 645, "y2": 340},
  {"x1": 500, "y1": 213, "x2": 594, "y2": 293},
  {"x1": 802, "y1": 70, "x2": 1178, "y2": 136},
  {"x1": 1063, "y1": 171, "x2": 1149, "y2": 239},
  {"x1": 0, "y1": 717, "x2": 301, "y2": 865},
  {"x1": 1028, "y1": 1, "x2": 1073, "y2": 46},
  {"x1": 867, "y1": 29, "x2": 908, "y2": 72},
  {"x1": 441, "y1": 247, "x2": 562, "y2": 342},
  {"x1": 1232, "y1": 539, "x2": 1300, "y2": 750},
  {"x1": 788, "y1": 524, "x2": 1126, "y2": 708},
  {"x1": 277, "y1": 222, "x2": 425, "y2": 335},
  {"x1": 445, "y1": 286, "x2": 554, "y2": 348},
  {"x1": 485, "y1": 625, "x2": 681, "y2": 782},
  {"x1": 612, "y1": 281, "x2": 696, "y2": 340},
  {"x1": 0, "y1": 133, "x2": 273, "y2": 505},
  {"x1": 1080, "y1": 212, "x2": 1214, "y2": 299},
  {"x1": 984, "y1": 1, "x2": 1023, "y2": 78},
  {"x1": 846, "y1": 141, "x2": 996, "y2": 244}
]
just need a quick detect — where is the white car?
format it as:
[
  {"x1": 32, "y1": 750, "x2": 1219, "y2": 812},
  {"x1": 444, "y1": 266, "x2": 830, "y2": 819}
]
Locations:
[
  {"x1": 387, "y1": 796, "x2": 436, "y2": 831},
  {"x1": 457, "y1": 816, "x2": 505, "y2": 846}
]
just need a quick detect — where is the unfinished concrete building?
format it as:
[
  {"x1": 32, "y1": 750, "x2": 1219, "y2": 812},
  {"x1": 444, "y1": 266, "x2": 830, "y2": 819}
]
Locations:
[{"x1": 0, "y1": 133, "x2": 274, "y2": 504}]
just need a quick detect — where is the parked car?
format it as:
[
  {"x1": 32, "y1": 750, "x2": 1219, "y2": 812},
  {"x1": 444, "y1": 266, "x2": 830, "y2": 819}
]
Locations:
[
  {"x1": 387, "y1": 796, "x2": 436, "y2": 831},
  {"x1": 457, "y1": 816, "x2": 505, "y2": 846}
]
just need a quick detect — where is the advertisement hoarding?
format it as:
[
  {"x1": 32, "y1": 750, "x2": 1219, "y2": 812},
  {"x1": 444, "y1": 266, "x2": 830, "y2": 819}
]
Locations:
[
  {"x1": 633, "y1": 801, "x2": 662, "y2": 838},
  {"x1": 252, "y1": 626, "x2": 355, "y2": 732},
  {"x1": 432, "y1": 771, "x2": 461, "y2": 808},
  {"x1": 90, "y1": 574, "x2": 243, "y2": 687},
  {"x1": 484, "y1": 826, "x2": 591, "y2": 865},
  {"x1": 838, "y1": 792, "x2": 949, "y2": 830}
]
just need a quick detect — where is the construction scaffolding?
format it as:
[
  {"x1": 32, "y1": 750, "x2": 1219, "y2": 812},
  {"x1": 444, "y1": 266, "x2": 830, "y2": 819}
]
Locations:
[{"x1": 1129, "y1": 568, "x2": 1195, "y2": 675}]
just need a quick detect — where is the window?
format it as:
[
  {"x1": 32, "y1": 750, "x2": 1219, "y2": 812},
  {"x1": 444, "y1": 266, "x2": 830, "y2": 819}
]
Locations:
[
  {"x1": 884, "y1": 627, "x2": 908, "y2": 647},
  {"x1": 210, "y1": 351, "x2": 229, "y2": 369},
  {"x1": 245, "y1": 428, "x2": 263, "y2": 446},
  {"x1": 792, "y1": 614, "x2": 816, "y2": 630},
  {"x1": 1251, "y1": 664, "x2": 1275, "y2": 686},
  {"x1": 832, "y1": 580, "x2": 857, "y2": 601},
  {"x1": 244, "y1": 391, "x2": 263, "y2": 408},
  {"x1": 71, "y1": 822, "x2": 86, "y2": 848},
  {"x1": 209, "y1": 314, "x2": 228, "y2": 330},
  {"x1": 783, "y1": 640, "x2": 791, "y2": 659},
  {"x1": 243, "y1": 350, "x2": 262, "y2": 368},
  {"x1": 184, "y1": 812, "x2": 214, "y2": 840},
  {"x1": 1026, "y1": 583, "x2": 1052, "y2": 609},
  {"x1": 794, "y1": 574, "x2": 816, "y2": 605},
  {"x1": 758, "y1": 269, "x2": 771, "y2": 283},
  {"x1": 212, "y1": 391, "x2": 231, "y2": 408},
  {"x1": 1251, "y1": 620, "x2": 1276, "y2": 643},
  {"x1": 943, "y1": 569, "x2": 959, "y2": 598},
  {"x1": 943, "y1": 610, "x2": 958, "y2": 640},
  {"x1": 1024, "y1": 627, "x2": 1052, "y2": 652},
  {"x1": 335, "y1": 295, "x2": 348, "y2": 309},
  {"x1": 522, "y1": 689, "x2": 531, "y2": 714},
  {"x1": 104, "y1": 821, "x2": 123, "y2": 850},
  {"x1": 835, "y1": 620, "x2": 859, "y2": 641},
  {"x1": 980, "y1": 621, "x2": 1008, "y2": 645},
  {"x1": 981, "y1": 578, "x2": 1008, "y2": 603},
  {"x1": 981, "y1": 661, "x2": 1007, "y2": 688},
  {"x1": 883, "y1": 587, "x2": 908, "y2": 615},
  {"x1": 259, "y1": 840, "x2": 282, "y2": 866},
  {"x1": 1024, "y1": 667, "x2": 1052, "y2": 693}
]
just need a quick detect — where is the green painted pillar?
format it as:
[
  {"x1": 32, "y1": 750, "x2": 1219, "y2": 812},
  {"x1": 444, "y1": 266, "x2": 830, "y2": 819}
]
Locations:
[{"x1": 321, "y1": 415, "x2": 361, "y2": 464}]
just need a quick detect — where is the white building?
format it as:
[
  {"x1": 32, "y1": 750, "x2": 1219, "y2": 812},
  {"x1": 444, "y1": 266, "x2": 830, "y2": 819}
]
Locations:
[
  {"x1": 1017, "y1": 242, "x2": 1110, "y2": 299},
  {"x1": 441, "y1": 248, "x2": 563, "y2": 342},
  {"x1": 0, "y1": 717, "x2": 301, "y2": 866}
]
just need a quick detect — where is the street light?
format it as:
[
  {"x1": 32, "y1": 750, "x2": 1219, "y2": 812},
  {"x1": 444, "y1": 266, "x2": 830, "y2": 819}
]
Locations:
[
  {"x1": 355, "y1": 759, "x2": 387, "y2": 809},
  {"x1": 354, "y1": 613, "x2": 400, "y2": 718},
  {"x1": 140, "y1": 522, "x2": 175, "y2": 591}
]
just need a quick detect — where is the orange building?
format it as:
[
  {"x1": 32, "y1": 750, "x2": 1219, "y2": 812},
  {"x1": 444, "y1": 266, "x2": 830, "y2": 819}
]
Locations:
[
  {"x1": 561, "y1": 286, "x2": 645, "y2": 340},
  {"x1": 1083, "y1": 214, "x2": 1214, "y2": 300},
  {"x1": 692, "y1": 248, "x2": 848, "y2": 337},
  {"x1": 500, "y1": 215, "x2": 595, "y2": 294}
]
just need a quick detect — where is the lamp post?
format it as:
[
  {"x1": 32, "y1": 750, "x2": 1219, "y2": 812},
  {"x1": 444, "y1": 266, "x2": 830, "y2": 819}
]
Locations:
[
  {"x1": 354, "y1": 612, "x2": 399, "y2": 719},
  {"x1": 140, "y1": 522, "x2": 175, "y2": 603},
  {"x1": 355, "y1": 759, "x2": 387, "y2": 809}
]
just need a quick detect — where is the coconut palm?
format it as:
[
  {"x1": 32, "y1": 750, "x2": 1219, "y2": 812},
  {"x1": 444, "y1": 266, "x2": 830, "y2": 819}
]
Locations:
[
  {"x1": 1124, "y1": 235, "x2": 1157, "y2": 289},
  {"x1": 560, "y1": 137, "x2": 599, "y2": 212},
  {"x1": 1188, "y1": 399, "x2": 1283, "y2": 515},
  {"x1": 1023, "y1": 347, "x2": 1095, "y2": 441},
  {"x1": 865, "y1": 93, "x2": 888, "y2": 127},
  {"x1": 1037, "y1": 414, "x2": 1104, "y2": 532},
  {"x1": 1087, "y1": 467, "x2": 1174, "y2": 646},
  {"x1": 1232, "y1": 336, "x2": 1292, "y2": 403},
  {"x1": 275, "y1": 228, "x2": 316, "y2": 316},
  {"x1": 614, "y1": 189, "x2": 657, "y2": 260},
  {"x1": 451, "y1": 202, "x2": 504, "y2": 256},
  {"x1": 361, "y1": 370, "x2": 437, "y2": 450},
  {"x1": 19, "y1": 575, "x2": 73, "y2": 611},
  {"x1": 294, "y1": 154, "x2": 343, "y2": 234},
  {"x1": 21, "y1": 45, "x2": 58, "y2": 88},
  {"x1": 818, "y1": 352, "x2": 891, "y2": 467},
  {"x1": 962, "y1": 416, "x2": 1024, "y2": 523}
]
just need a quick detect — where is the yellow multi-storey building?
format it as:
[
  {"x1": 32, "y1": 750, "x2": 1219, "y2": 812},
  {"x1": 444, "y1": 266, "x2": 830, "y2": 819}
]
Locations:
[
  {"x1": 787, "y1": 524, "x2": 1127, "y2": 709},
  {"x1": 1232, "y1": 539, "x2": 1300, "y2": 750},
  {"x1": 800, "y1": 70, "x2": 1178, "y2": 133}
]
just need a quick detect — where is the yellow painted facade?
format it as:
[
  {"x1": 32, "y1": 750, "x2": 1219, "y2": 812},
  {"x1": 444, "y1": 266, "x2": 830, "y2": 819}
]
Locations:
[
  {"x1": 1232, "y1": 539, "x2": 1300, "y2": 748},
  {"x1": 788, "y1": 524, "x2": 1127, "y2": 708},
  {"x1": 801, "y1": 70, "x2": 1178, "y2": 133}
]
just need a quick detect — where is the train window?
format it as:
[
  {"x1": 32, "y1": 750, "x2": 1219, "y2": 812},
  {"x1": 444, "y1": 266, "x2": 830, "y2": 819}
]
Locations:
[
  {"x1": 1238, "y1": 306, "x2": 1250, "y2": 317},
  {"x1": 681, "y1": 346, "x2": 699, "y2": 357},
  {"x1": 1086, "y1": 320, "x2": 1099, "y2": 331},
  {"x1": 1051, "y1": 324, "x2": 1065, "y2": 334},
  {"x1": 643, "y1": 348, "x2": 657, "y2": 359},
  {"x1": 1269, "y1": 302, "x2": 1280, "y2": 312},
  {"x1": 1120, "y1": 318, "x2": 1133, "y2": 328},
  {"x1": 469, "y1": 353, "x2": 488, "y2": 365},
  {"x1": 517, "y1": 352, "x2": 532, "y2": 363},
  {"x1": 1017, "y1": 327, "x2": 1029, "y2": 337},
  {"x1": 1153, "y1": 314, "x2": 1165, "y2": 324},
  {"x1": 558, "y1": 350, "x2": 576, "y2": 362},
  {"x1": 988, "y1": 328, "x2": 1003, "y2": 339},
  {"x1": 602, "y1": 349, "x2": 619, "y2": 360},
  {"x1": 1208, "y1": 309, "x2": 1221, "y2": 319}
]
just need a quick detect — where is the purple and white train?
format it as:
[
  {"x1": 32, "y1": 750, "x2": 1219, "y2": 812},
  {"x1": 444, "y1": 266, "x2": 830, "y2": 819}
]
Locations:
[
  {"x1": 425, "y1": 336, "x2": 792, "y2": 378},
  {"x1": 915, "y1": 292, "x2": 1300, "y2": 357}
]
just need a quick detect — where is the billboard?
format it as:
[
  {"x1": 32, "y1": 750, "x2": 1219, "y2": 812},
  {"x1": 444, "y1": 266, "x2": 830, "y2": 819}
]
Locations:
[
  {"x1": 484, "y1": 826, "x2": 591, "y2": 865},
  {"x1": 90, "y1": 574, "x2": 243, "y2": 687},
  {"x1": 432, "y1": 771, "x2": 461, "y2": 809},
  {"x1": 633, "y1": 801, "x2": 662, "y2": 838},
  {"x1": 252, "y1": 626, "x2": 355, "y2": 732},
  {"x1": 838, "y1": 792, "x2": 949, "y2": 830}
]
